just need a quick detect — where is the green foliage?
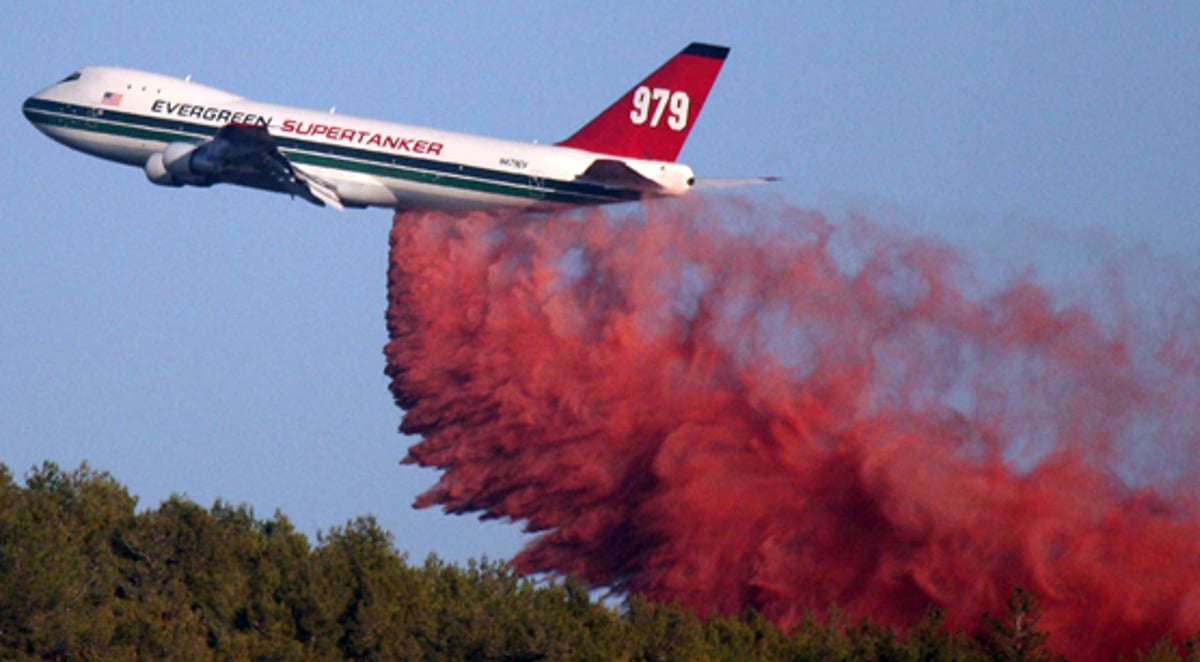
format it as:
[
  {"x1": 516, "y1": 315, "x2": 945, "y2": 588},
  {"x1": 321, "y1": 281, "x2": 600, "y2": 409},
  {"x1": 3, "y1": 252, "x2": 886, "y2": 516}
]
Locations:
[
  {"x1": 978, "y1": 587, "x2": 1061, "y2": 662},
  {"x1": 1121, "y1": 635, "x2": 1200, "y2": 662},
  {"x1": 0, "y1": 461, "x2": 1194, "y2": 660}
]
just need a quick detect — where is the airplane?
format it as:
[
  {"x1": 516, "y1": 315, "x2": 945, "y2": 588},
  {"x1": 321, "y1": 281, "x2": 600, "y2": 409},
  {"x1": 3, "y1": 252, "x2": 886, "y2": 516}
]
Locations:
[{"x1": 23, "y1": 42, "x2": 772, "y2": 212}]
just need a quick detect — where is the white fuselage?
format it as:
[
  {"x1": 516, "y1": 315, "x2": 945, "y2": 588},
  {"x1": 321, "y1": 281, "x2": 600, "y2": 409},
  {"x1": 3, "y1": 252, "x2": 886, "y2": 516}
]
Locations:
[{"x1": 23, "y1": 67, "x2": 695, "y2": 211}]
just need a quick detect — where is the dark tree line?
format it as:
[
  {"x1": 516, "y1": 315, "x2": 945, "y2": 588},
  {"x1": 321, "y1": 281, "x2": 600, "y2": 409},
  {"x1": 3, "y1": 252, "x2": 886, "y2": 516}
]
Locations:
[{"x1": 0, "y1": 462, "x2": 1192, "y2": 661}]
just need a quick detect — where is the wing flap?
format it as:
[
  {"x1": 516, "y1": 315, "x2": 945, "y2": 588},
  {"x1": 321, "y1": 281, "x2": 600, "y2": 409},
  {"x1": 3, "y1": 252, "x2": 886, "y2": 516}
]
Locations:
[{"x1": 295, "y1": 169, "x2": 344, "y2": 210}]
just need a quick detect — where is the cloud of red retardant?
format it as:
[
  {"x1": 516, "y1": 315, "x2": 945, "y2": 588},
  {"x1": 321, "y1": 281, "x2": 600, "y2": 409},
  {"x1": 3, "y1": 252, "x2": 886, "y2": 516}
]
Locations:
[{"x1": 383, "y1": 196, "x2": 1200, "y2": 660}]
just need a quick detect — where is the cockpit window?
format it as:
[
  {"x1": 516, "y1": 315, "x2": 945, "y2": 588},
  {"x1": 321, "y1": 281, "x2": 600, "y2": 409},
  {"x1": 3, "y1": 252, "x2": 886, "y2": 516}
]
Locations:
[{"x1": 59, "y1": 71, "x2": 82, "y2": 83}]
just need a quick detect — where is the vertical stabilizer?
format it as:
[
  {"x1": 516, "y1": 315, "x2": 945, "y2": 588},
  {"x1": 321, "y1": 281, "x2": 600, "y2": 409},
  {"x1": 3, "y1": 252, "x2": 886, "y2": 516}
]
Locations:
[{"x1": 558, "y1": 42, "x2": 729, "y2": 162}]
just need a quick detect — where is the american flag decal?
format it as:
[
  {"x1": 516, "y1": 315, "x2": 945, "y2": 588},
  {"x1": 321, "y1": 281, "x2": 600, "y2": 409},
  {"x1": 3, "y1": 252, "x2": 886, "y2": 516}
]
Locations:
[{"x1": 101, "y1": 91, "x2": 123, "y2": 107}]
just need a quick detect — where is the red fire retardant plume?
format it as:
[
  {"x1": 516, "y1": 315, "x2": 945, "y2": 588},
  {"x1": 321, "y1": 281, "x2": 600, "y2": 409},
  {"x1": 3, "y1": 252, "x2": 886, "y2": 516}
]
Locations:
[{"x1": 384, "y1": 197, "x2": 1200, "y2": 660}]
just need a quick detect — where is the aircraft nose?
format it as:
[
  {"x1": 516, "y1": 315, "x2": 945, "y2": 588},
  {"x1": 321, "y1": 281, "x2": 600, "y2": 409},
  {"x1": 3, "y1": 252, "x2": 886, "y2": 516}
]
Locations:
[{"x1": 21, "y1": 96, "x2": 39, "y2": 123}]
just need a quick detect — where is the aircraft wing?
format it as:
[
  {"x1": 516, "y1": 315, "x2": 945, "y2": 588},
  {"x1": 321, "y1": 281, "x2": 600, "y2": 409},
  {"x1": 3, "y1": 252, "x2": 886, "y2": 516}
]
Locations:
[{"x1": 203, "y1": 123, "x2": 343, "y2": 210}]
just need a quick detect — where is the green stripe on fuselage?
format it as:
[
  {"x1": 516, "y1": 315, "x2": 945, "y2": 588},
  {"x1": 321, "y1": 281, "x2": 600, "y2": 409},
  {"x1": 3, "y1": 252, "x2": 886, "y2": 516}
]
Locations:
[
  {"x1": 24, "y1": 99, "x2": 636, "y2": 206},
  {"x1": 25, "y1": 106, "x2": 200, "y2": 146}
]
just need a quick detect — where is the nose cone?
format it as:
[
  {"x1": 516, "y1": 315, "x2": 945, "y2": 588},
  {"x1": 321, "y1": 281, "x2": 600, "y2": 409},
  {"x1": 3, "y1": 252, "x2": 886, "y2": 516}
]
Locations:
[
  {"x1": 22, "y1": 94, "x2": 51, "y2": 137},
  {"x1": 24, "y1": 74, "x2": 73, "y2": 130},
  {"x1": 24, "y1": 72, "x2": 88, "y2": 145},
  {"x1": 22, "y1": 95, "x2": 38, "y2": 123}
]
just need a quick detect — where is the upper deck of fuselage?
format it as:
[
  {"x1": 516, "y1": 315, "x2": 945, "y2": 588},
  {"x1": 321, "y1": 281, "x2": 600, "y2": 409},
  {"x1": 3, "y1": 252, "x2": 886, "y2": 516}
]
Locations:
[{"x1": 26, "y1": 66, "x2": 243, "y2": 111}]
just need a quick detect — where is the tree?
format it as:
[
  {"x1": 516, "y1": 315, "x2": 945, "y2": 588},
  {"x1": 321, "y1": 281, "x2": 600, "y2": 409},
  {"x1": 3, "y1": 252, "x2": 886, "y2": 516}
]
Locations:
[
  {"x1": 0, "y1": 462, "x2": 140, "y2": 659},
  {"x1": 15, "y1": 461, "x2": 1196, "y2": 660},
  {"x1": 978, "y1": 588, "x2": 1060, "y2": 662}
]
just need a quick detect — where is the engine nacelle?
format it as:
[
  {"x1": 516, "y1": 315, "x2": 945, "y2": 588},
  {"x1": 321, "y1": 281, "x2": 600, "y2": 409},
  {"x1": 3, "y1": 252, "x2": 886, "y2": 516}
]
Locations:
[
  {"x1": 143, "y1": 142, "x2": 215, "y2": 187},
  {"x1": 144, "y1": 151, "x2": 181, "y2": 187}
]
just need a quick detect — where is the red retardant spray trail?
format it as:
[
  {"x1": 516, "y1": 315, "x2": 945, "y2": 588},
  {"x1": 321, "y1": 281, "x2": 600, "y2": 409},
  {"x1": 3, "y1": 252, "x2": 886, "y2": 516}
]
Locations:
[{"x1": 384, "y1": 197, "x2": 1200, "y2": 660}]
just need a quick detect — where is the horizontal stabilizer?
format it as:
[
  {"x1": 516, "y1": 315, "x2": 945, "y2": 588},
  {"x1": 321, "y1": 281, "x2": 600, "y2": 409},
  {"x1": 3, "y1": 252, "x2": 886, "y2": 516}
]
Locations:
[
  {"x1": 575, "y1": 159, "x2": 664, "y2": 192},
  {"x1": 692, "y1": 176, "x2": 781, "y2": 189}
]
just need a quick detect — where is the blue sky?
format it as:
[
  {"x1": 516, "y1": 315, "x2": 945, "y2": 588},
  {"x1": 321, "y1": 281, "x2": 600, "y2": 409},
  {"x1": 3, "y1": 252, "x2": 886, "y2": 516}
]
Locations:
[{"x1": 3, "y1": 3, "x2": 1197, "y2": 564}]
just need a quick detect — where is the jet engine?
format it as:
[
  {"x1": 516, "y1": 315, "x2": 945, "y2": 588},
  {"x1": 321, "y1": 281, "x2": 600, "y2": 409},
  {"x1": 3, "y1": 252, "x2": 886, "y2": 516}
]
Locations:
[{"x1": 143, "y1": 142, "x2": 218, "y2": 187}]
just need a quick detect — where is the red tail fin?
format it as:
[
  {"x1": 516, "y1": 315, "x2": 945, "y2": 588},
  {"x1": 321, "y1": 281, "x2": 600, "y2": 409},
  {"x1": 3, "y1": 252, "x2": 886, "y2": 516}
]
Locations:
[{"x1": 558, "y1": 42, "x2": 729, "y2": 162}]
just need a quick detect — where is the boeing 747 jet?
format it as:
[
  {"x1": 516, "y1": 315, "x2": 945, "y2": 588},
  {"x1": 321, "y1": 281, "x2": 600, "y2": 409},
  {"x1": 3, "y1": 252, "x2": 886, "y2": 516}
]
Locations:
[{"x1": 23, "y1": 43, "x2": 769, "y2": 212}]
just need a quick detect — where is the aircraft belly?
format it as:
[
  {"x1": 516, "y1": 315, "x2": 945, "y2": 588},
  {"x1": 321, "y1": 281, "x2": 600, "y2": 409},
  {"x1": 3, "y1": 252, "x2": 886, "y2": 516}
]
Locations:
[
  {"x1": 298, "y1": 165, "x2": 396, "y2": 208},
  {"x1": 380, "y1": 176, "x2": 536, "y2": 212},
  {"x1": 36, "y1": 124, "x2": 159, "y2": 167}
]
